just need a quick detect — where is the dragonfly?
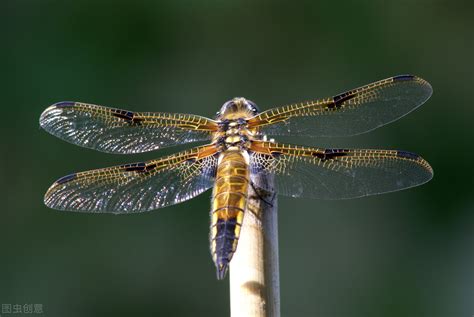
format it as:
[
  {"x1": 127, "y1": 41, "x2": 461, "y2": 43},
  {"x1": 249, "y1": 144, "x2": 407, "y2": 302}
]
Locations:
[{"x1": 40, "y1": 74, "x2": 433, "y2": 279}]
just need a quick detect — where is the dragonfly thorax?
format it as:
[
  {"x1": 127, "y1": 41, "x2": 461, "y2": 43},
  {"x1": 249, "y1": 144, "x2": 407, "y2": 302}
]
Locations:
[
  {"x1": 215, "y1": 125, "x2": 253, "y2": 151},
  {"x1": 214, "y1": 98, "x2": 260, "y2": 151}
]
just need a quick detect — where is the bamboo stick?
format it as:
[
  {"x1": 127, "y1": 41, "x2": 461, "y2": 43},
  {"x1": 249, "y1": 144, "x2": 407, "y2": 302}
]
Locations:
[{"x1": 229, "y1": 173, "x2": 280, "y2": 317}]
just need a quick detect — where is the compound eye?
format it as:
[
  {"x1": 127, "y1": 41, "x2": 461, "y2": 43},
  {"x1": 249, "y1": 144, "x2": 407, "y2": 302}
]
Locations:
[
  {"x1": 215, "y1": 111, "x2": 221, "y2": 116},
  {"x1": 246, "y1": 100, "x2": 259, "y2": 114}
]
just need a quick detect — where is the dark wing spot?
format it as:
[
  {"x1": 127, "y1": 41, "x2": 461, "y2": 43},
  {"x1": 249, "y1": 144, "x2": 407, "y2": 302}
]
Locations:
[
  {"x1": 330, "y1": 93, "x2": 357, "y2": 108},
  {"x1": 112, "y1": 110, "x2": 134, "y2": 121},
  {"x1": 131, "y1": 117, "x2": 145, "y2": 125},
  {"x1": 312, "y1": 152, "x2": 325, "y2": 159},
  {"x1": 393, "y1": 74, "x2": 415, "y2": 82},
  {"x1": 56, "y1": 173, "x2": 77, "y2": 184},
  {"x1": 312, "y1": 149, "x2": 348, "y2": 161},
  {"x1": 397, "y1": 150, "x2": 419, "y2": 160},
  {"x1": 145, "y1": 163, "x2": 157, "y2": 172},
  {"x1": 325, "y1": 152, "x2": 348, "y2": 160},
  {"x1": 122, "y1": 162, "x2": 157, "y2": 173},
  {"x1": 54, "y1": 101, "x2": 75, "y2": 108},
  {"x1": 325, "y1": 149, "x2": 349, "y2": 154},
  {"x1": 123, "y1": 162, "x2": 146, "y2": 172}
]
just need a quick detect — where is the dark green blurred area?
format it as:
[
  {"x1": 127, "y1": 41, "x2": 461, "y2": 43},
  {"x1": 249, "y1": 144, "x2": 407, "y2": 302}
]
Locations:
[{"x1": 1, "y1": 0, "x2": 473, "y2": 316}]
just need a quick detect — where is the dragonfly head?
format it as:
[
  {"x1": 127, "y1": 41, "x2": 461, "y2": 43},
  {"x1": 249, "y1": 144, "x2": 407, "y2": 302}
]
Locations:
[{"x1": 216, "y1": 97, "x2": 260, "y2": 120}]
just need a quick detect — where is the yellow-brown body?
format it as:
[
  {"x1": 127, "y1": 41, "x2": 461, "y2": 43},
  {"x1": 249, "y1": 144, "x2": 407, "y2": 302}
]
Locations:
[
  {"x1": 210, "y1": 150, "x2": 249, "y2": 278},
  {"x1": 209, "y1": 97, "x2": 259, "y2": 279}
]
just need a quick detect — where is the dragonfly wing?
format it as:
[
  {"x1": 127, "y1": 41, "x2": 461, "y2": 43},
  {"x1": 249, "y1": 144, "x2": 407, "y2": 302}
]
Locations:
[
  {"x1": 40, "y1": 102, "x2": 218, "y2": 154},
  {"x1": 44, "y1": 144, "x2": 219, "y2": 213},
  {"x1": 248, "y1": 75, "x2": 432, "y2": 137},
  {"x1": 249, "y1": 141, "x2": 433, "y2": 200}
]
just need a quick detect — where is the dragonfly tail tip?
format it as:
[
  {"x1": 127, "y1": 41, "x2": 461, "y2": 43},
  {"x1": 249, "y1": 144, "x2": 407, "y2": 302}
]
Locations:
[{"x1": 216, "y1": 263, "x2": 229, "y2": 280}]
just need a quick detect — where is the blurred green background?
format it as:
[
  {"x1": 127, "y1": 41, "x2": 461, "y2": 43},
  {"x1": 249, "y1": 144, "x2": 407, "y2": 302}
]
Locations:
[{"x1": 1, "y1": 1, "x2": 473, "y2": 316}]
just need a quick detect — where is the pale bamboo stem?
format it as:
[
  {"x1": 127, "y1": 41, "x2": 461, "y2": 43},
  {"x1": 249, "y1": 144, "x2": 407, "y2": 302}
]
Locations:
[{"x1": 229, "y1": 174, "x2": 280, "y2": 317}]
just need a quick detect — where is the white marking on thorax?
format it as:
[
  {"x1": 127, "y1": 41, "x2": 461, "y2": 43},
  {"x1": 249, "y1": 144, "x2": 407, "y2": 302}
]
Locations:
[
  {"x1": 241, "y1": 150, "x2": 250, "y2": 165},
  {"x1": 217, "y1": 153, "x2": 225, "y2": 165}
]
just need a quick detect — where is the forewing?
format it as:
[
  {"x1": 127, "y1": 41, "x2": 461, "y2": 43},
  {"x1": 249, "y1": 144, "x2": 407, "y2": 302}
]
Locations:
[
  {"x1": 248, "y1": 75, "x2": 432, "y2": 137},
  {"x1": 40, "y1": 101, "x2": 218, "y2": 154},
  {"x1": 44, "y1": 144, "x2": 218, "y2": 213},
  {"x1": 249, "y1": 141, "x2": 433, "y2": 200}
]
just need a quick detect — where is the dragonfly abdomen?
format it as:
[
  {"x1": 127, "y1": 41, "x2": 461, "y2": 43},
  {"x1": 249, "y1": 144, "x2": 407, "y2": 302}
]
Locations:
[{"x1": 210, "y1": 150, "x2": 250, "y2": 279}]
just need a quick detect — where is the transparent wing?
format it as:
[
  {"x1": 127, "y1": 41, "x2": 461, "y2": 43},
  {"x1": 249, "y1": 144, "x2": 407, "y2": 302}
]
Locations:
[
  {"x1": 247, "y1": 75, "x2": 432, "y2": 137},
  {"x1": 44, "y1": 144, "x2": 219, "y2": 213},
  {"x1": 40, "y1": 101, "x2": 219, "y2": 154},
  {"x1": 249, "y1": 141, "x2": 433, "y2": 200}
]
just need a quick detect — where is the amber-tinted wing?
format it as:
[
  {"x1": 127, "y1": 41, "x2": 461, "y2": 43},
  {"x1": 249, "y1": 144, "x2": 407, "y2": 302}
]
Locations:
[
  {"x1": 40, "y1": 101, "x2": 219, "y2": 154},
  {"x1": 247, "y1": 75, "x2": 432, "y2": 137},
  {"x1": 44, "y1": 144, "x2": 218, "y2": 213},
  {"x1": 249, "y1": 141, "x2": 433, "y2": 199}
]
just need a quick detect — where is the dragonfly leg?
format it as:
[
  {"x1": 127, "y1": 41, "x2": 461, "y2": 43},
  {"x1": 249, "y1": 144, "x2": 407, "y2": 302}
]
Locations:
[{"x1": 249, "y1": 181, "x2": 275, "y2": 207}]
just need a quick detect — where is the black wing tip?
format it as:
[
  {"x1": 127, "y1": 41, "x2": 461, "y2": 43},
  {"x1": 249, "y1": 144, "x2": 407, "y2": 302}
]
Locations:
[
  {"x1": 55, "y1": 173, "x2": 78, "y2": 185},
  {"x1": 397, "y1": 150, "x2": 434, "y2": 176},
  {"x1": 53, "y1": 101, "x2": 76, "y2": 108},
  {"x1": 392, "y1": 74, "x2": 416, "y2": 82},
  {"x1": 392, "y1": 74, "x2": 432, "y2": 87},
  {"x1": 216, "y1": 263, "x2": 229, "y2": 280},
  {"x1": 393, "y1": 74, "x2": 433, "y2": 101},
  {"x1": 121, "y1": 162, "x2": 158, "y2": 173},
  {"x1": 396, "y1": 150, "x2": 420, "y2": 160}
]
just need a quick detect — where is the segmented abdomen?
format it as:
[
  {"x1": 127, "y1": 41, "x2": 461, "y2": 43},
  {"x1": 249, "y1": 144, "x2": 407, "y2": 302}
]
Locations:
[{"x1": 210, "y1": 150, "x2": 249, "y2": 279}]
